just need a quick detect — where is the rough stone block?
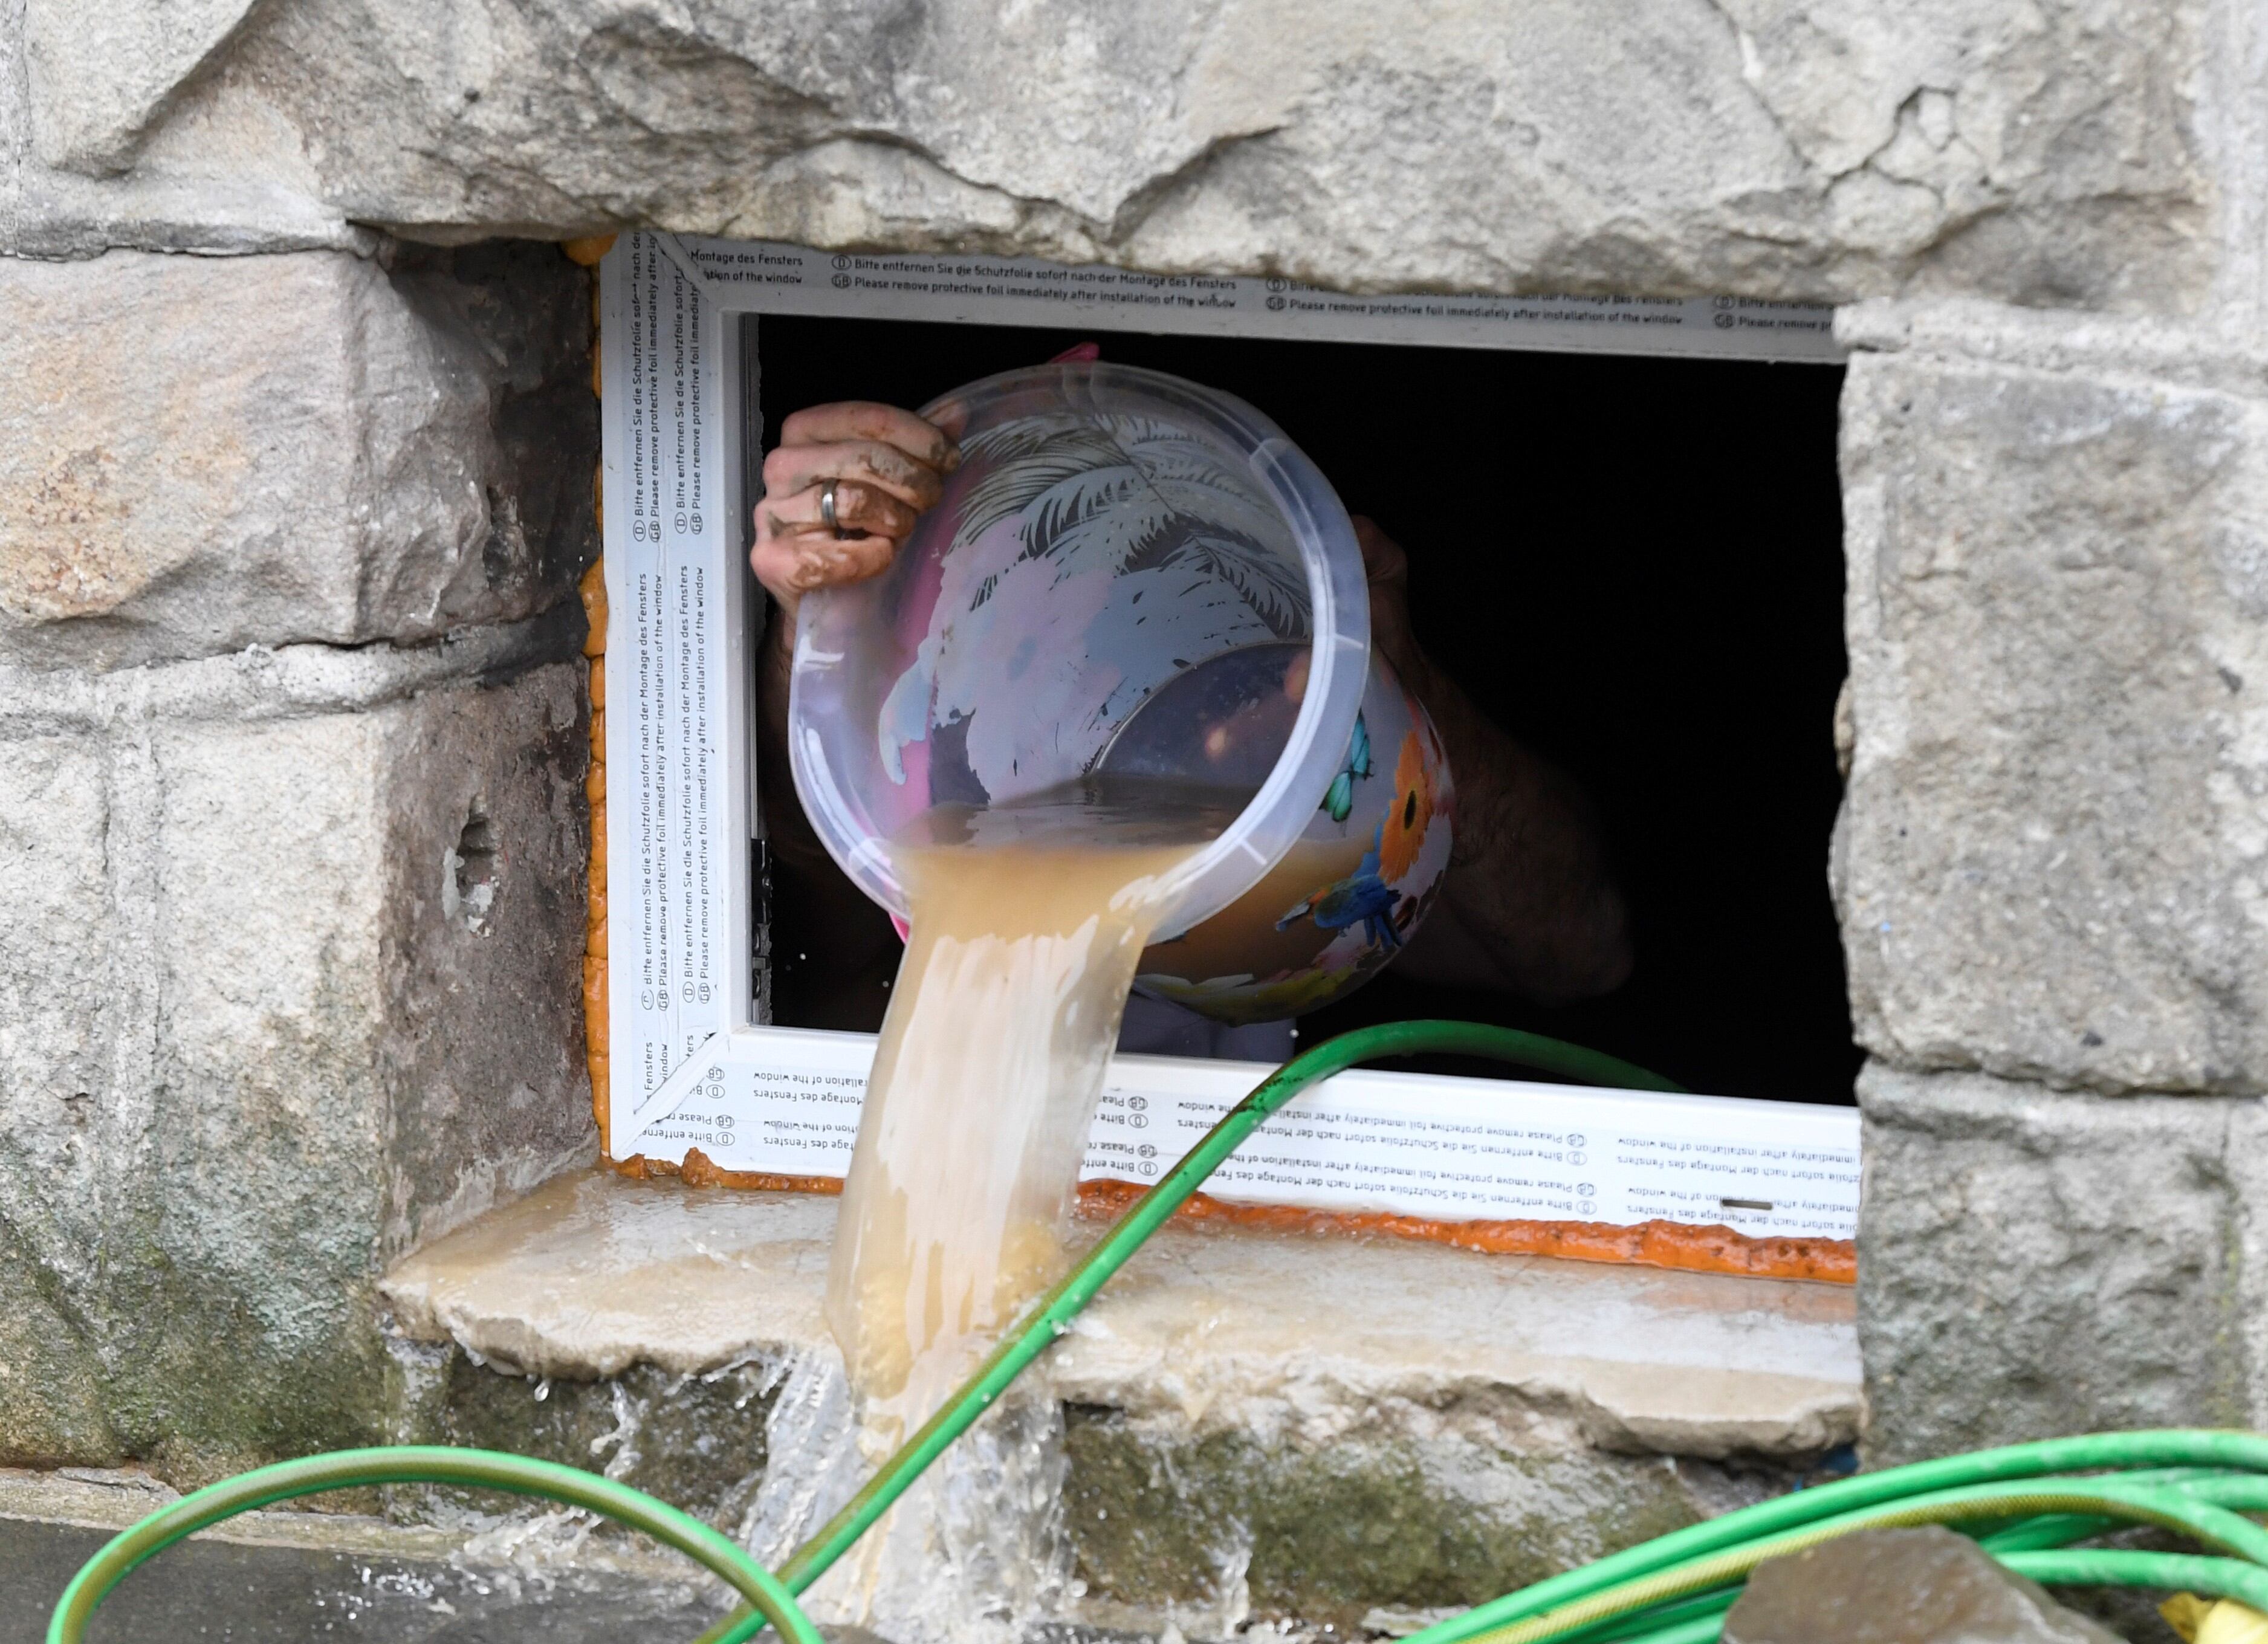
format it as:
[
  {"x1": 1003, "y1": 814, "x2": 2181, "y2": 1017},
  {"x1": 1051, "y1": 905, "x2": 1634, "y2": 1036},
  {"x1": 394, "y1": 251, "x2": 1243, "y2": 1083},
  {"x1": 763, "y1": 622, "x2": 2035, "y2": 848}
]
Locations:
[
  {"x1": 402, "y1": 1349, "x2": 777, "y2": 1534},
  {"x1": 0, "y1": 629, "x2": 594, "y2": 1478},
  {"x1": 0, "y1": 242, "x2": 594, "y2": 671},
  {"x1": 1856, "y1": 1062, "x2": 2268, "y2": 1466},
  {"x1": 1724, "y1": 1526, "x2": 2121, "y2": 1644},
  {"x1": 0, "y1": 0, "x2": 364, "y2": 259},
  {"x1": 8, "y1": 0, "x2": 2232, "y2": 311},
  {"x1": 1061, "y1": 1411, "x2": 1734, "y2": 1631},
  {"x1": 23, "y1": 0, "x2": 261, "y2": 176},
  {"x1": 1836, "y1": 324, "x2": 2268, "y2": 1093},
  {"x1": 0, "y1": 718, "x2": 131, "y2": 1465}
]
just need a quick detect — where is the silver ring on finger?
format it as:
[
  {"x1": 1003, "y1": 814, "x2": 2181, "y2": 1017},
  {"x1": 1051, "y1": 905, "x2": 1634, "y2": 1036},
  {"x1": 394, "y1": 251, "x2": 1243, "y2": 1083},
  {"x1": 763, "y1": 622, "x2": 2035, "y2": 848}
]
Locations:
[{"x1": 819, "y1": 479, "x2": 846, "y2": 539}]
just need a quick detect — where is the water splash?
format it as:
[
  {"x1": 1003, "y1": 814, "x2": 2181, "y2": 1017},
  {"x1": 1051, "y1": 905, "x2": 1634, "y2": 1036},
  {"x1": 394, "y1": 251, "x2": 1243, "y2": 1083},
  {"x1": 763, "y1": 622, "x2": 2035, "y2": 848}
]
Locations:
[
  {"x1": 733, "y1": 1343, "x2": 1075, "y2": 1643},
  {"x1": 808, "y1": 1383, "x2": 1074, "y2": 1644},
  {"x1": 734, "y1": 1345, "x2": 866, "y2": 1570}
]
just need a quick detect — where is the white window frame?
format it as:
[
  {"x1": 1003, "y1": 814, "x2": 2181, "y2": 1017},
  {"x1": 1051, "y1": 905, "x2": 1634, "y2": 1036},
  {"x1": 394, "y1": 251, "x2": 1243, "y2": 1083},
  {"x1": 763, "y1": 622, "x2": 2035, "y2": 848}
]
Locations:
[{"x1": 595, "y1": 231, "x2": 1861, "y2": 1239}]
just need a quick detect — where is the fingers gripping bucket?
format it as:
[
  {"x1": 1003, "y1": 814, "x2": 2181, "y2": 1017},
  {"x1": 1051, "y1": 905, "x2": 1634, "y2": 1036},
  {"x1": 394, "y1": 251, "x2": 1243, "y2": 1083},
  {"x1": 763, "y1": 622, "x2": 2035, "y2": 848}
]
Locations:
[{"x1": 787, "y1": 361, "x2": 1370, "y2": 937}]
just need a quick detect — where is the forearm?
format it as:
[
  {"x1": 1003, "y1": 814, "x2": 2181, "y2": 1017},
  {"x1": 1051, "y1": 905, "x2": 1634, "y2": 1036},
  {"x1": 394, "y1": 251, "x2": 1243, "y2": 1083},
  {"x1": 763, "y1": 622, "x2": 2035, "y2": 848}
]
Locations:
[{"x1": 1393, "y1": 646, "x2": 1633, "y2": 1004}]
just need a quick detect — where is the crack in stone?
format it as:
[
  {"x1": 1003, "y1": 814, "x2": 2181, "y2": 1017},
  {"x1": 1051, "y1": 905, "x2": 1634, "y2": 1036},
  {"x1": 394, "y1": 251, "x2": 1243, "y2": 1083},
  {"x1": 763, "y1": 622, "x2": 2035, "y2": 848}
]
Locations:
[{"x1": 0, "y1": 604, "x2": 585, "y2": 731}]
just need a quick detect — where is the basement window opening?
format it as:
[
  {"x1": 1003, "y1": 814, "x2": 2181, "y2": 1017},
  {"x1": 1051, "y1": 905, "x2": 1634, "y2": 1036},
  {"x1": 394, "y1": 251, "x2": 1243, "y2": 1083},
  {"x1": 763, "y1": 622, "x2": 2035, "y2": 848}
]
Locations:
[
  {"x1": 756, "y1": 315, "x2": 1856, "y2": 1107},
  {"x1": 591, "y1": 233, "x2": 1861, "y2": 1267}
]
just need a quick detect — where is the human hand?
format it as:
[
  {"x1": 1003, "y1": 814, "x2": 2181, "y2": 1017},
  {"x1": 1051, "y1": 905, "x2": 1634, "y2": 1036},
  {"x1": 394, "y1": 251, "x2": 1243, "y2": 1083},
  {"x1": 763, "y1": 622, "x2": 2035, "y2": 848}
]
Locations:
[{"x1": 750, "y1": 401, "x2": 964, "y2": 623}]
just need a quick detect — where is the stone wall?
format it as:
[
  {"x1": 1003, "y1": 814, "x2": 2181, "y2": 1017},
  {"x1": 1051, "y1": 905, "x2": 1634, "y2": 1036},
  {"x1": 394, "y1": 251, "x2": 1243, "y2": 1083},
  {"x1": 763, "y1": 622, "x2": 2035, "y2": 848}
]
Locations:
[
  {"x1": 0, "y1": 240, "x2": 599, "y2": 1477},
  {"x1": 2, "y1": 0, "x2": 2265, "y2": 1479},
  {"x1": 1856, "y1": 1066, "x2": 2266, "y2": 1462},
  {"x1": 0, "y1": 0, "x2": 2238, "y2": 311},
  {"x1": 1837, "y1": 294, "x2": 2268, "y2": 1459},
  {"x1": 0, "y1": 243, "x2": 594, "y2": 670}
]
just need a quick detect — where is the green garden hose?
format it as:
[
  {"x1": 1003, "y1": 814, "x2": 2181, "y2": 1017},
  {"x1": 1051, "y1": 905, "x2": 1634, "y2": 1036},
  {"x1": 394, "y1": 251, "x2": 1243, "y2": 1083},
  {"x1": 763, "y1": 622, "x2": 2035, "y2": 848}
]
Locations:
[
  {"x1": 48, "y1": 1021, "x2": 2268, "y2": 1644},
  {"x1": 1403, "y1": 1438, "x2": 2268, "y2": 1644},
  {"x1": 42, "y1": 1446, "x2": 822, "y2": 1644},
  {"x1": 1430, "y1": 1480, "x2": 2268, "y2": 1643}
]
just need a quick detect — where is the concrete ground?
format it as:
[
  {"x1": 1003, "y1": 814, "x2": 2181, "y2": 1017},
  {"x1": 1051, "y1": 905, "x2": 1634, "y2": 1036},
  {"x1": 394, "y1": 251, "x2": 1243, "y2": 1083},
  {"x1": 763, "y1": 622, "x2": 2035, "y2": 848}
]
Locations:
[
  {"x1": 0, "y1": 1472, "x2": 1150, "y2": 1644},
  {"x1": 0, "y1": 1515, "x2": 728, "y2": 1643},
  {"x1": 0, "y1": 1512, "x2": 1185, "y2": 1643}
]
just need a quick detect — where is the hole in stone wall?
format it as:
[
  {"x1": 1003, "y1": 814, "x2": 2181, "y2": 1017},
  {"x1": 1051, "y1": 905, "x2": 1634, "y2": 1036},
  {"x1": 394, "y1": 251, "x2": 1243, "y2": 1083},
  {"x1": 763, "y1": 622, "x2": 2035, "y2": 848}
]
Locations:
[
  {"x1": 756, "y1": 314, "x2": 1858, "y2": 1105},
  {"x1": 449, "y1": 806, "x2": 500, "y2": 936}
]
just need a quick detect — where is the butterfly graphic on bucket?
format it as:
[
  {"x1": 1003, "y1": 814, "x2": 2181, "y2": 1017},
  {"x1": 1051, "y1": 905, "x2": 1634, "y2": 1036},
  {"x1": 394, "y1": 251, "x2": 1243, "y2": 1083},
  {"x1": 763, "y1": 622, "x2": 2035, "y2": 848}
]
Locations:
[{"x1": 1132, "y1": 652, "x2": 1454, "y2": 1025}]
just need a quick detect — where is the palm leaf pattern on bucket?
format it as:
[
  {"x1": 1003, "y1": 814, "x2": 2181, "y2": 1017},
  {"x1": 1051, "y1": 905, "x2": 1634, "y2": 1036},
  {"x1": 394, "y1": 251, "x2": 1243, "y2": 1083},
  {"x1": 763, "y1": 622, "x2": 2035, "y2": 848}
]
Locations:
[{"x1": 953, "y1": 413, "x2": 1306, "y2": 637}]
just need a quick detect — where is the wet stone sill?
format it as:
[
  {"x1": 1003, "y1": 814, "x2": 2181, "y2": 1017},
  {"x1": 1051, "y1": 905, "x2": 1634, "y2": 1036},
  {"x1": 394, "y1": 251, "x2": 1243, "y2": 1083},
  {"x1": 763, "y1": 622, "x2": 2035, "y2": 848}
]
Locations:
[{"x1": 380, "y1": 1167, "x2": 1859, "y2": 1463}]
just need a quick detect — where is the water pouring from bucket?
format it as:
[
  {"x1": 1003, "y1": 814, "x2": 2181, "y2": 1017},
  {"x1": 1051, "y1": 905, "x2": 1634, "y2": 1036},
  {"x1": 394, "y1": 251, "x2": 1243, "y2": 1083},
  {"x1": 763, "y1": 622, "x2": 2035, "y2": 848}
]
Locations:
[{"x1": 786, "y1": 361, "x2": 1456, "y2": 1414}]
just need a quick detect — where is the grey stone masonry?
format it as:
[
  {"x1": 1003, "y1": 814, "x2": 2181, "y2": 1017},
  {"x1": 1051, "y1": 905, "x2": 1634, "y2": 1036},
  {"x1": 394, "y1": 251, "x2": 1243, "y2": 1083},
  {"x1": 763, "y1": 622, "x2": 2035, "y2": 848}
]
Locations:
[
  {"x1": 1, "y1": 0, "x2": 2252, "y2": 314},
  {"x1": 0, "y1": 628, "x2": 596, "y2": 1480},
  {"x1": 0, "y1": 242, "x2": 595, "y2": 673},
  {"x1": 1836, "y1": 291, "x2": 2268, "y2": 1456},
  {"x1": 1834, "y1": 302, "x2": 2268, "y2": 1096},
  {"x1": 0, "y1": 227, "x2": 599, "y2": 1480},
  {"x1": 1858, "y1": 1064, "x2": 2268, "y2": 1467}
]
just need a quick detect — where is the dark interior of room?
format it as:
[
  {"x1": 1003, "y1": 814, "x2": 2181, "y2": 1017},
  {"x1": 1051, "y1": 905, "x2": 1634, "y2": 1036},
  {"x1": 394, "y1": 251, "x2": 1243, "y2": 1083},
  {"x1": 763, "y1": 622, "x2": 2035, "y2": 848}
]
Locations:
[{"x1": 754, "y1": 313, "x2": 1858, "y2": 1106}]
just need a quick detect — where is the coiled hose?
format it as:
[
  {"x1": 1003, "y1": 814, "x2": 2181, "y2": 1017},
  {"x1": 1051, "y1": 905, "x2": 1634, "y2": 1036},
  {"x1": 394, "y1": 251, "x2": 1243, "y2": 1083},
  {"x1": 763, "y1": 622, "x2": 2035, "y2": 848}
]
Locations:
[{"x1": 47, "y1": 1021, "x2": 2268, "y2": 1643}]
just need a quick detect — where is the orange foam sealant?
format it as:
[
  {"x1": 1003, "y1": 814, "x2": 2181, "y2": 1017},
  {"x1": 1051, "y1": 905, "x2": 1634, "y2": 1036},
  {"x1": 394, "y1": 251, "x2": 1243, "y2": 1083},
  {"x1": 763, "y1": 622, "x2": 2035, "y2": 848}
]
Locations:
[
  {"x1": 609, "y1": 1153, "x2": 1852, "y2": 1287},
  {"x1": 615, "y1": 1150, "x2": 846, "y2": 1198},
  {"x1": 1075, "y1": 1179, "x2": 1856, "y2": 1285},
  {"x1": 566, "y1": 234, "x2": 614, "y2": 1144}
]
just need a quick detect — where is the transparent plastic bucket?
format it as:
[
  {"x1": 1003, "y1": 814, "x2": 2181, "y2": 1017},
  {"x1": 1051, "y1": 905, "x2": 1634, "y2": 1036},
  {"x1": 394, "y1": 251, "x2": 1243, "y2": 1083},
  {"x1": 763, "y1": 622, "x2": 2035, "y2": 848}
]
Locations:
[{"x1": 786, "y1": 360, "x2": 1370, "y2": 940}]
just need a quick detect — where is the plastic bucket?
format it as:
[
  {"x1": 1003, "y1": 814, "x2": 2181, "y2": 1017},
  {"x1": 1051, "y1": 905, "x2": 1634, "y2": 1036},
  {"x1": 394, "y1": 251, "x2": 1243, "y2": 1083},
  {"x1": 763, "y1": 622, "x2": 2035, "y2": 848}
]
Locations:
[{"x1": 787, "y1": 360, "x2": 1371, "y2": 940}]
